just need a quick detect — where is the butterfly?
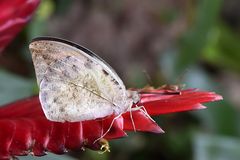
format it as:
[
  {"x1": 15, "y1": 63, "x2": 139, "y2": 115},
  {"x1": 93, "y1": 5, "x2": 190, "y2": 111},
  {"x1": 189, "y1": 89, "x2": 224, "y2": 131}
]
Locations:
[{"x1": 29, "y1": 37, "x2": 140, "y2": 122}]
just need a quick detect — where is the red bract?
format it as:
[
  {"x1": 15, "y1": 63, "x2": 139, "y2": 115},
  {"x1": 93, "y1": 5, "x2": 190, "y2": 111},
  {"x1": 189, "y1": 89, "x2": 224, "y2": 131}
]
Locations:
[
  {"x1": 0, "y1": 88, "x2": 222, "y2": 159},
  {"x1": 0, "y1": 0, "x2": 40, "y2": 53}
]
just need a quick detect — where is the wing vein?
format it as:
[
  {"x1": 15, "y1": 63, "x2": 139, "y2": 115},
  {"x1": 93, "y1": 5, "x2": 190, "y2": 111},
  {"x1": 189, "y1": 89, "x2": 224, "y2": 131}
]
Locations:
[{"x1": 69, "y1": 82, "x2": 118, "y2": 107}]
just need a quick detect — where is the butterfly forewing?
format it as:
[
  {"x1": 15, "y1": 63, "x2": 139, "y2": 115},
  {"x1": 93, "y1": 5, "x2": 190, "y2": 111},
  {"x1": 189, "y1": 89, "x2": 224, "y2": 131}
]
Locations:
[{"x1": 29, "y1": 37, "x2": 132, "y2": 122}]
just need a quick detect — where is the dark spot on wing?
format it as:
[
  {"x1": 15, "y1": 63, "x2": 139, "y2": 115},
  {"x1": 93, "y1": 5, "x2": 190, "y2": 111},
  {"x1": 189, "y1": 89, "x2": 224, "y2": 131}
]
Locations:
[
  {"x1": 102, "y1": 69, "x2": 109, "y2": 76},
  {"x1": 72, "y1": 92, "x2": 77, "y2": 99},
  {"x1": 112, "y1": 79, "x2": 119, "y2": 85},
  {"x1": 114, "y1": 81, "x2": 119, "y2": 85},
  {"x1": 53, "y1": 97, "x2": 58, "y2": 103},
  {"x1": 66, "y1": 56, "x2": 71, "y2": 59},
  {"x1": 42, "y1": 54, "x2": 51, "y2": 60},
  {"x1": 63, "y1": 70, "x2": 70, "y2": 78},
  {"x1": 84, "y1": 59, "x2": 93, "y2": 69},
  {"x1": 47, "y1": 68, "x2": 54, "y2": 74},
  {"x1": 72, "y1": 64, "x2": 78, "y2": 72},
  {"x1": 60, "y1": 107, "x2": 65, "y2": 112}
]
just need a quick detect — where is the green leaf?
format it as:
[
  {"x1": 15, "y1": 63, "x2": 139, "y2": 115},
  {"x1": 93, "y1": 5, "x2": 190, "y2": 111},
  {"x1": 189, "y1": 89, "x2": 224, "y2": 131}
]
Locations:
[
  {"x1": 175, "y1": 0, "x2": 223, "y2": 75},
  {"x1": 0, "y1": 70, "x2": 35, "y2": 105},
  {"x1": 27, "y1": 0, "x2": 55, "y2": 39},
  {"x1": 203, "y1": 24, "x2": 240, "y2": 72}
]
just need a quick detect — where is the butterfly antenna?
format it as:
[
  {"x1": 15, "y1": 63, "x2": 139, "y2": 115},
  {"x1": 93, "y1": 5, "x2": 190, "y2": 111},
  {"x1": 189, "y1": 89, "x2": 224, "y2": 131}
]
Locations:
[
  {"x1": 175, "y1": 69, "x2": 189, "y2": 89},
  {"x1": 142, "y1": 70, "x2": 153, "y2": 86}
]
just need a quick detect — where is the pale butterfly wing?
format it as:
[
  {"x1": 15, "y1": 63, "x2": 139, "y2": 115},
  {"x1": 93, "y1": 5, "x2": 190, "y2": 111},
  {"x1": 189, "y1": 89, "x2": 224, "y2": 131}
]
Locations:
[{"x1": 29, "y1": 37, "x2": 133, "y2": 122}]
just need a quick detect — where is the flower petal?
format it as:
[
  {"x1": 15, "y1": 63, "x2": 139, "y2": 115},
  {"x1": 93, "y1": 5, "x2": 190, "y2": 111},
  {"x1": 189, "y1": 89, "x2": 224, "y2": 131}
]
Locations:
[
  {"x1": 138, "y1": 89, "x2": 223, "y2": 115},
  {"x1": 122, "y1": 110, "x2": 164, "y2": 133},
  {"x1": 0, "y1": 88, "x2": 222, "y2": 159},
  {"x1": 0, "y1": 0, "x2": 40, "y2": 53}
]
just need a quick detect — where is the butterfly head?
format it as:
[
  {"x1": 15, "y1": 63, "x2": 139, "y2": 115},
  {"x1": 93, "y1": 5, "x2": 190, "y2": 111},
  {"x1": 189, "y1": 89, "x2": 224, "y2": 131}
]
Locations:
[{"x1": 127, "y1": 90, "x2": 140, "y2": 104}]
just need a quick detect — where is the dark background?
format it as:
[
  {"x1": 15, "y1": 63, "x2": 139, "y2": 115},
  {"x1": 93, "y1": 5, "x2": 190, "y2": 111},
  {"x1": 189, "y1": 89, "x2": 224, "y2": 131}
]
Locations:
[{"x1": 1, "y1": 0, "x2": 240, "y2": 159}]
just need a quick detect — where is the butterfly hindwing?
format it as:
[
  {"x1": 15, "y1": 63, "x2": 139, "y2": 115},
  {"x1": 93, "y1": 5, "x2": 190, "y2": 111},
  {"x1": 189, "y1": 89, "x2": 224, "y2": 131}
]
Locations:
[{"x1": 29, "y1": 37, "x2": 132, "y2": 122}]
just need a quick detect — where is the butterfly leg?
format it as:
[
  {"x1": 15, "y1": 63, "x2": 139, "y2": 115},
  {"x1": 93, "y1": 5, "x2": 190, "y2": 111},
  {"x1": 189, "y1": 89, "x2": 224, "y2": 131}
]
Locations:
[
  {"x1": 93, "y1": 114, "x2": 122, "y2": 144},
  {"x1": 129, "y1": 105, "x2": 136, "y2": 132},
  {"x1": 132, "y1": 105, "x2": 156, "y2": 123}
]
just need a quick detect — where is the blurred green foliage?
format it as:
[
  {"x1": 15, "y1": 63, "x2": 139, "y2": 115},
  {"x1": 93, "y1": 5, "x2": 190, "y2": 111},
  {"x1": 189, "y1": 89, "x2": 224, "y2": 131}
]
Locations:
[
  {"x1": 0, "y1": 70, "x2": 34, "y2": 105},
  {"x1": 175, "y1": 0, "x2": 223, "y2": 75},
  {"x1": 203, "y1": 24, "x2": 240, "y2": 72},
  {"x1": 27, "y1": 0, "x2": 55, "y2": 39},
  {"x1": 194, "y1": 134, "x2": 240, "y2": 160}
]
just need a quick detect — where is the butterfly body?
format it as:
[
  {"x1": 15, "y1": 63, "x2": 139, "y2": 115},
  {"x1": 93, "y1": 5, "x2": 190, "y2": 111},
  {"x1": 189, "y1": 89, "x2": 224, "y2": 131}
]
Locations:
[{"x1": 29, "y1": 37, "x2": 139, "y2": 122}]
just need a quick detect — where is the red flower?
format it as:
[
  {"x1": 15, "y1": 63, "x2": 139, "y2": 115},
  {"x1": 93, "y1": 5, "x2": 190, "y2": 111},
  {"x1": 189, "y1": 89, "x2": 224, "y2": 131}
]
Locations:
[
  {"x1": 0, "y1": 87, "x2": 222, "y2": 159},
  {"x1": 0, "y1": 0, "x2": 40, "y2": 53}
]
